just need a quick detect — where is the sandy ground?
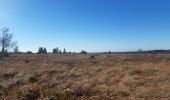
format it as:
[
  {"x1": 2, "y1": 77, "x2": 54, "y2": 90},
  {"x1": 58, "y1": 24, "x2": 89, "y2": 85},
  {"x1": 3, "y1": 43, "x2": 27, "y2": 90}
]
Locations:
[{"x1": 0, "y1": 54, "x2": 170, "y2": 100}]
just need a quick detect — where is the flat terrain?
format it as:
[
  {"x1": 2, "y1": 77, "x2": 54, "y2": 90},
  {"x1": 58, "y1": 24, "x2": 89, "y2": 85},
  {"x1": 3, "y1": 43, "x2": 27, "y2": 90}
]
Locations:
[{"x1": 0, "y1": 54, "x2": 170, "y2": 100}]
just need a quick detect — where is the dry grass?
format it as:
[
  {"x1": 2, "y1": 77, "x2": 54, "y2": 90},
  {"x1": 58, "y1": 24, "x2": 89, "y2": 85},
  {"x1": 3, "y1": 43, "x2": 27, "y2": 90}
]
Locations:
[{"x1": 0, "y1": 54, "x2": 170, "y2": 100}]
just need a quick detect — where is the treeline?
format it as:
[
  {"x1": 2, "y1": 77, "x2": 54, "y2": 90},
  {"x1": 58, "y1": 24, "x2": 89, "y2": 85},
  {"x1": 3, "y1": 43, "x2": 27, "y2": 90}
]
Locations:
[
  {"x1": 139, "y1": 50, "x2": 170, "y2": 54},
  {"x1": 15, "y1": 48, "x2": 170, "y2": 55},
  {"x1": 35, "y1": 46, "x2": 88, "y2": 54},
  {"x1": 106, "y1": 50, "x2": 170, "y2": 54}
]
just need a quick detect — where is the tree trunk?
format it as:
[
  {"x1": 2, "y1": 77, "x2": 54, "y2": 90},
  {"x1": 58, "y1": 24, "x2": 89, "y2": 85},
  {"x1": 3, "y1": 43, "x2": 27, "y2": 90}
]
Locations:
[{"x1": 1, "y1": 38, "x2": 4, "y2": 59}]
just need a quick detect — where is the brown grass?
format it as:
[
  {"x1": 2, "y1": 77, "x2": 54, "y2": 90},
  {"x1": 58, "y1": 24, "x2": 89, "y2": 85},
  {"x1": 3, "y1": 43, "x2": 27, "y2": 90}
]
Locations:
[{"x1": 0, "y1": 54, "x2": 170, "y2": 100}]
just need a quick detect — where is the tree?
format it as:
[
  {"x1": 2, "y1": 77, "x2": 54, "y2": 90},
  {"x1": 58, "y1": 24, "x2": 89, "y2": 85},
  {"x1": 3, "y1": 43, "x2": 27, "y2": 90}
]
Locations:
[
  {"x1": 44, "y1": 48, "x2": 47, "y2": 54},
  {"x1": 37, "y1": 47, "x2": 47, "y2": 54},
  {"x1": 56, "y1": 47, "x2": 59, "y2": 53},
  {"x1": 53, "y1": 48, "x2": 57, "y2": 53},
  {"x1": 109, "y1": 50, "x2": 111, "y2": 54},
  {"x1": 0, "y1": 27, "x2": 16, "y2": 59},
  {"x1": 13, "y1": 46, "x2": 19, "y2": 53},
  {"x1": 69, "y1": 51, "x2": 72, "y2": 54},
  {"x1": 80, "y1": 50, "x2": 87, "y2": 54},
  {"x1": 59, "y1": 50, "x2": 62, "y2": 54},
  {"x1": 53, "y1": 47, "x2": 59, "y2": 54},
  {"x1": 63, "y1": 48, "x2": 66, "y2": 54},
  {"x1": 38, "y1": 47, "x2": 44, "y2": 54}
]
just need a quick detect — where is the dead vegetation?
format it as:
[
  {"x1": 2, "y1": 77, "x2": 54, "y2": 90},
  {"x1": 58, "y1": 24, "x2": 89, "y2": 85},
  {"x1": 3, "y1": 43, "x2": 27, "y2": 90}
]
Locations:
[{"x1": 0, "y1": 54, "x2": 170, "y2": 99}]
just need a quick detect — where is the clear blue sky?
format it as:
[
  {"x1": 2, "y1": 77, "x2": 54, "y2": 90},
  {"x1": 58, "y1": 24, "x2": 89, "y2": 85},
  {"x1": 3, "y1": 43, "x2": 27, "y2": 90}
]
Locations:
[{"x1": 0, "y1": 0, "x2": 170, "y2": 52}]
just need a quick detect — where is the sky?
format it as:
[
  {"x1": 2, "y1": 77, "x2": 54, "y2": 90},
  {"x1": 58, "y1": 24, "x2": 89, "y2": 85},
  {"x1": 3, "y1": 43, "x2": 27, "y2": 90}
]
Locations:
[{"x1": 0, "y1": 0, "x2": 170, "y2": 53}]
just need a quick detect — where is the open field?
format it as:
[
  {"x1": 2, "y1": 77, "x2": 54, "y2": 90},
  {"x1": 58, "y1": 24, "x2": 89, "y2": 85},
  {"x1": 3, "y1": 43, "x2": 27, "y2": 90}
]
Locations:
[{"x1": 0, "y1": 54, "x2": 170, "y2": 100}]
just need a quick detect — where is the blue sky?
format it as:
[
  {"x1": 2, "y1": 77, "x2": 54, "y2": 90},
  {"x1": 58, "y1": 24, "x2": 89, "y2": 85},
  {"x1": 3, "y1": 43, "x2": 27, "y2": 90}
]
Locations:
[{"x1": 0, "y1": 0, "x2": 170, "y2": 52}]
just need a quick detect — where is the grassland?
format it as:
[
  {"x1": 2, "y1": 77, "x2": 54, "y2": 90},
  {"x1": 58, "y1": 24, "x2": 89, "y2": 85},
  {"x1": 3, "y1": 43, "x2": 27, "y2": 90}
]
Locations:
[{"x1": 0, "y1": 54, "x2": 170, "y2": 100}]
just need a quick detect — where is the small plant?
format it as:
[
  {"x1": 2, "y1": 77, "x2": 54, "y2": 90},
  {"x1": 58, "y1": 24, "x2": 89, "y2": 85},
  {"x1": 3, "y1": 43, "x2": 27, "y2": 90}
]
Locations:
[
  {"x1": 117, "y1": 90, "x2": 130, "y2": 97},
  {"x1": 49, "y1": 96, "x2": 59, "y2": 100},
  {"x1": 90, "y1": 55, "x2": 95, "y2": 59},
  {"x1": 28, "y1": 76, "x2": 38, "y2": 83},
  {"x1": 16, "y1": 86, "x2": 40, "y2": 100},
  {"x1": 25, "y1": 60, "x2": 30, "y2": 64},
  {"x1": 129, "y1": 69, "x2": 142, "y2": 75},
  {"x1": 2, "y1": 72, "x2": 16, "y2": 80},
  {"x1": 26, "y1": 51, "x2": 33, "y2": 54}
]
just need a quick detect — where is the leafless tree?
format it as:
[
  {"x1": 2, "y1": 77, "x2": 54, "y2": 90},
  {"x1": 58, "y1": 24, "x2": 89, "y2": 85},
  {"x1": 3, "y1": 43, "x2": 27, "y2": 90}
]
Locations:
[{"x1": 0, "y1": 27, "x2": 16, "y2": 59}]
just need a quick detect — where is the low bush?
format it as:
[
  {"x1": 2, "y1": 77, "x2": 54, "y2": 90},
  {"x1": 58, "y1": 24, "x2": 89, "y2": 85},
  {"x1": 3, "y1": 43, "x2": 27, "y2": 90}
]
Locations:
[
  {"x1": 25, "y1": 60, "x2": 30, "y2": 64},
  {"x1": 90, "y1": 55, "x2": 96, "y2": 59}
]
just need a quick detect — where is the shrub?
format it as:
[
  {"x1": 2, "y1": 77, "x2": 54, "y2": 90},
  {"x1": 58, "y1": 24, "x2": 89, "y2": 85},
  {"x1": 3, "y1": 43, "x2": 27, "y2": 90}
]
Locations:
[
  {"x1": 25, "y1": 60, "x2": 30, "y2": 64},
  {"x1": 0, "y1": 52, "x2": 9, "y2": 57},
  {"x1": 26, "y1": 51, "x2": 33, "y2": 54},
  {"x1": 90, "y1": 55, "x2": 95, "y2": 59},
  {"x1": 16, "y1": 86, "x2": 40, "y2": 100},
  {"x1": 73, "y1": 86, "x2": 91, "y2": 97},
  {"x1": 2, "y1": 72, "x2": 15, "y2": 80},
  {"x1": 28, "y1": 76, "x2": 38, "y2": 83},
  {"x1": 129, "y1": 69, "x2": 142, "y2": 75}
]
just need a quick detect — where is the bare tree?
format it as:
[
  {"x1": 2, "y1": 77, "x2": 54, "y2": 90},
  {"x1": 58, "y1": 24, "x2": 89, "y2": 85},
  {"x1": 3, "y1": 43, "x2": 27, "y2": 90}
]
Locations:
[{"x1": 0, "y1": 27, "x2": 16, "y2": 59}]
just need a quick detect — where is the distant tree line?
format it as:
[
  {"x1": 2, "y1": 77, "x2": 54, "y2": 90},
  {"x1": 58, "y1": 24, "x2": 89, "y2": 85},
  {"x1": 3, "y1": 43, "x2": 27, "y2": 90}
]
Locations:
[
  {"x1": 4, "y1": 27, "x2": 170, "y2": 57},
  {"x1": 52, "y1": 47, "x2": 76, "y2": 54},
  {"x1": 36, "y1": 47, "x2": 89, "y2": 54}
]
